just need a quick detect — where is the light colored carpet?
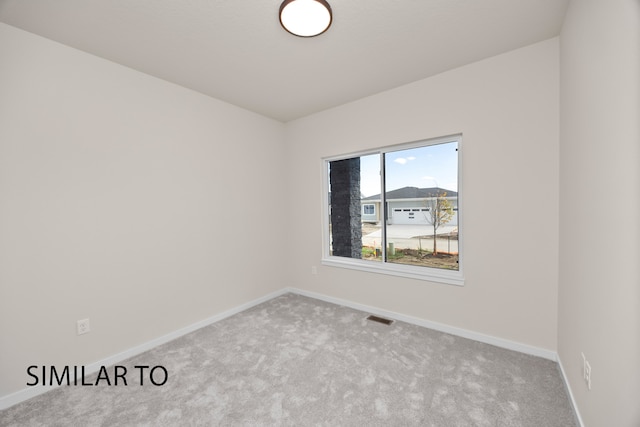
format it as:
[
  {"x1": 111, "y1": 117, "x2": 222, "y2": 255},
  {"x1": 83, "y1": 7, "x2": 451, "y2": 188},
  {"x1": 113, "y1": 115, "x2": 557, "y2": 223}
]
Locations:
[{"x1": 1, "y1": 293, "x2": 577, "y2": 426}]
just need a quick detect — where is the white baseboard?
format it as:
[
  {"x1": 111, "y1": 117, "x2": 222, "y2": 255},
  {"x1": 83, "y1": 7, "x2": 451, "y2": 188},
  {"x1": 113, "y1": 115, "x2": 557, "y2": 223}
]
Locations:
[
  {"x1": 0, "y1": 288, "x2": 289, "y2": 411},
  {"x1": 286, "y1": 287, "x2": 558, "y2": 361},
  {"x1": 557, "y1": 355, "x2": 585, "y2": 427}
]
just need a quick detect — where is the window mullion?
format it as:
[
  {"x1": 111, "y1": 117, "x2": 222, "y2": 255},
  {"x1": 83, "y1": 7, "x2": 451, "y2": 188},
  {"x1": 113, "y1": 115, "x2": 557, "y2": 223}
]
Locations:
[{"x1": 380, "y1": 152, "x2": 387, "y2": 263}]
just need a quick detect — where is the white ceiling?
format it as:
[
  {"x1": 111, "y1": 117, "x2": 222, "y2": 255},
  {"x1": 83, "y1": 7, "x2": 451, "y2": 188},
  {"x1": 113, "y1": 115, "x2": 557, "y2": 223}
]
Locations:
[{"x1": 0, "y1": 0, "x2": 569, "y2": 122}]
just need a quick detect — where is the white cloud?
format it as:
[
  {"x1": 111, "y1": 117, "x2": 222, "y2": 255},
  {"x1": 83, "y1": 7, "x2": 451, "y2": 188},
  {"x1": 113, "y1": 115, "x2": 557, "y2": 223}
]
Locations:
[{"x1": 394, "y1": 157, "x2": 416, "y2": 165}]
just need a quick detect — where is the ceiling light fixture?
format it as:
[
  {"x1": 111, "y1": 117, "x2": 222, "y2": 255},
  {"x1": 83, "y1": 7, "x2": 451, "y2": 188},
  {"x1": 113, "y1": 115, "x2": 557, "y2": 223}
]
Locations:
[{"x1": 279, "y1": 0, "x2": 332, "y2": 38}]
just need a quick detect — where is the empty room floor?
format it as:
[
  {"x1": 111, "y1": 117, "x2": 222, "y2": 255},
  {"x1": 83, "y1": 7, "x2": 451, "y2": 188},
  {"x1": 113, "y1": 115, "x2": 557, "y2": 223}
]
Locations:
[{"x1": 0, "y1": 293, "x2": 577, "y2": 426}]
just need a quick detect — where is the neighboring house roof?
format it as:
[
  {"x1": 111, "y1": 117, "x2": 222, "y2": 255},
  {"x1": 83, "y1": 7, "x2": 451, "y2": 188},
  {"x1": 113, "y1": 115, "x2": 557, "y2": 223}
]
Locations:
[{"x1": 362, "y1": 186, "x2": 457, "y2": 201}]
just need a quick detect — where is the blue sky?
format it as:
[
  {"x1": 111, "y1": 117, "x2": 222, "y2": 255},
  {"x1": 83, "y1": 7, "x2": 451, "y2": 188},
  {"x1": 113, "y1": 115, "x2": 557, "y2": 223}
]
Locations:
[{"x1": 359, "y1": 141, "x2": 458, "y2": 197}]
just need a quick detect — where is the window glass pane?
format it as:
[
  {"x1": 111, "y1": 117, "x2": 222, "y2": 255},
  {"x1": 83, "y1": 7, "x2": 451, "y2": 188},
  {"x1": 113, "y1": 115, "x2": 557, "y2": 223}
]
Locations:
[
  {"x1": 329, "y1": 154, "x2": 381, "y2": 261},
  {"x1": 384, "y1": 142, "x2": 459, "y2": 270}
]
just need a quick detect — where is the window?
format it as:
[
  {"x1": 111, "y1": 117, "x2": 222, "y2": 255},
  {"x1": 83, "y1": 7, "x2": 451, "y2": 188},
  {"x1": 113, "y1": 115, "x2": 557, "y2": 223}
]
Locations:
[{"x1": 323, "y1": 135, "x2": 462, "y2": 285}]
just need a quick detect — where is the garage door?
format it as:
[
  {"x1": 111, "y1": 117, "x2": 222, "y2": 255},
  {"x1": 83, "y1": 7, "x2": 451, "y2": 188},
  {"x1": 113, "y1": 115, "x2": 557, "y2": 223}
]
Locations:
[{"x1": 391, "y1": 207, "x2": 429, "y2": 225}]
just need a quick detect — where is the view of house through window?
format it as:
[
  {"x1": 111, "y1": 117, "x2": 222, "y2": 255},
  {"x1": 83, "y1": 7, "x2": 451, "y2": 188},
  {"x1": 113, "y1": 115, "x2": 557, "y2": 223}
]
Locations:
[{"x1": 327, "y1": 137, "x2": 459, "y2": 273}]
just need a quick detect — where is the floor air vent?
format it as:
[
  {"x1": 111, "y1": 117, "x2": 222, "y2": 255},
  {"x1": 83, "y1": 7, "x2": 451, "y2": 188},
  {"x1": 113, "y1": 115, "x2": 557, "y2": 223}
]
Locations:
[{"x1": 366, "y1": 315, "x2": 394, "y2": 325}]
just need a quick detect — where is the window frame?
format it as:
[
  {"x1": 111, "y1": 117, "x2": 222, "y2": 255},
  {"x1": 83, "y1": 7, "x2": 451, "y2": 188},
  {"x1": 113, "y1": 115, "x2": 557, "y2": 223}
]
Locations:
[{"x1": 321, "y1": 134, "x2": 464, "y2": 286}]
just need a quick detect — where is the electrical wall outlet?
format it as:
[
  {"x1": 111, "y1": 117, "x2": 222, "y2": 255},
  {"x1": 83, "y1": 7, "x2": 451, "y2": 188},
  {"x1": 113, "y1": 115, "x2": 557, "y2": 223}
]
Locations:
[
  {"x1": 77, "y1": 318, "x2": 91, "y2": 335},
  {"x1": 585, "y1": 360, "x2": 592, "y2": 390},
  {"x1": 581, "y1": 352, "x2": 591, "y2": 390},
  {"x1": 311, "y1": 266, "x2": 318, "y2": 275}
]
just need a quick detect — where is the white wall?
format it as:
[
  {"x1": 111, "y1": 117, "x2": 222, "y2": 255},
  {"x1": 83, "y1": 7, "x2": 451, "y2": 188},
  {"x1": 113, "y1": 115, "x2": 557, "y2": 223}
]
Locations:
[
  {"x1": 285, "y1": 39, "x2": 560, "y2": 352},
  {"x1": 559, "y1": 0, "x2": 640, "y2": 425},
  {"x1": 0, "y1": 23, "x2": 286, "y2": 398}
]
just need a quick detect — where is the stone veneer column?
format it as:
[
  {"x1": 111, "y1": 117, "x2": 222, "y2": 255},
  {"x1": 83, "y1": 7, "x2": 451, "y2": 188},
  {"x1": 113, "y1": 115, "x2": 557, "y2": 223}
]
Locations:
[{"x1": 329, "y1": 158, "x2": 362, "y2": 258}]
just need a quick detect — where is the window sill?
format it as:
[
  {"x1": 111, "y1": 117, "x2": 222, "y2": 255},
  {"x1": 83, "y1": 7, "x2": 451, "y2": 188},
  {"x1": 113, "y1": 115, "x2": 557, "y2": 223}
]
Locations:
[{"x1": 321, "y1": 256, "x2": 464, "y2": 286}]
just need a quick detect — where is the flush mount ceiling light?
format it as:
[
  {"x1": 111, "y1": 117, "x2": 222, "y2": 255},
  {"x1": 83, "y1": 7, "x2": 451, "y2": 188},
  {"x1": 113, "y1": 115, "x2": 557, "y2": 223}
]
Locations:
[{"x1": 279, "y1": 0, "x2": 332, "y2": 37}]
